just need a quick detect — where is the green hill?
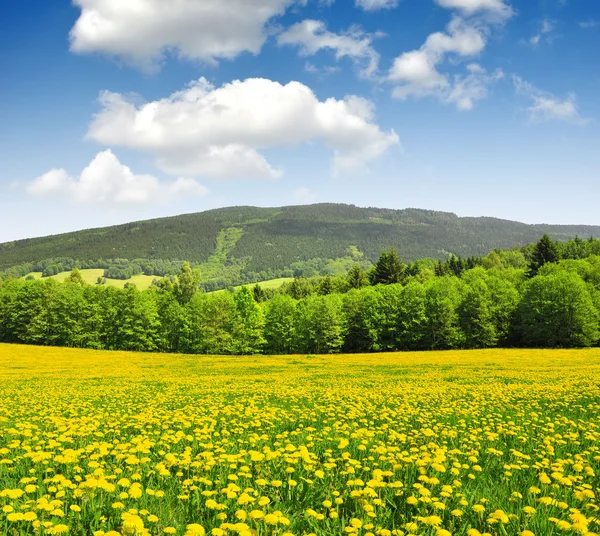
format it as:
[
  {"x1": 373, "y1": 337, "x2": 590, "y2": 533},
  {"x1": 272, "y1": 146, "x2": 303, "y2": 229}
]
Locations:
[{"x1": 2, "y1": 204, "x2": 600, "y2": 287}]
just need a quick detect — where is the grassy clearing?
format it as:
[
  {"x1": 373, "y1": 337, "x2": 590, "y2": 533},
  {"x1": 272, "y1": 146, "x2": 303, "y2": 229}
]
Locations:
[
  {"x1": 1, "y1": 345, "x2": 600, "y2": 536},
  {"x1": 211, "y1": 277, "x2": 295, "y2": 294},
  {"x1": 24, "y1": 270, "x2": 157, "y2": 290}
]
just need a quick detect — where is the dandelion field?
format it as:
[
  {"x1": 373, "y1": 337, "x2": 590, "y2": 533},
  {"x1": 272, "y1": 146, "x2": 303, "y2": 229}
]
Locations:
[{"x1": 1, "y1": 345, "x2": 600, "y2": 536}]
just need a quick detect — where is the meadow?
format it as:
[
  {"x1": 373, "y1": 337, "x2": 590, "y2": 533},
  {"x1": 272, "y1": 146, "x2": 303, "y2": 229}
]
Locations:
[
  {"x1": 24, "y1": 271, "x2": 158, "y2": 291},
  {"x1": 22, "y1": 272, "x2": 293, "y2": 294},
  {"x1": 1, "y1": 345, "x2": 600, "y2": 536}
]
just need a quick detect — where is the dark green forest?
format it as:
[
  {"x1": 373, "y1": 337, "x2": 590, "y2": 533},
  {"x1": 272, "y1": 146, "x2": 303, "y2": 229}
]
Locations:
[
  {"x1": 2, "y1": 235, "x2": 600, "y2": 354},
  {"x1": 3, "y1": 204, "x2": 600, "y2": 290}
]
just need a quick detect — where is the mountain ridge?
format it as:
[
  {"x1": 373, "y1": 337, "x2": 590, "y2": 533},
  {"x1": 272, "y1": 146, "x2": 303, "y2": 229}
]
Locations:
[{"x1": 2, "y1": 203, "x2": 600, "y2": 276}]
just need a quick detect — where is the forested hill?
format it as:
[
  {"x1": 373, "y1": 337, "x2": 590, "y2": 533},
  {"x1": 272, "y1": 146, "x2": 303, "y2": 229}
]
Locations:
[{"x1": 2, "y1": 203, "x2": 600, "y2": 275}]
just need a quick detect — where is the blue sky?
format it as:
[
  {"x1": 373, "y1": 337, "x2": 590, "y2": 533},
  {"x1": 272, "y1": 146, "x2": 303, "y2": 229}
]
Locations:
[{"x1": 0, "y1": 0, "x2": 599, "y2": 242}]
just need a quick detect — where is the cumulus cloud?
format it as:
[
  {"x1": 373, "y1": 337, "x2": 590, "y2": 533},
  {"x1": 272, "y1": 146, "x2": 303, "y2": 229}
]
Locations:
[
  {"x1": 70, "y1": 0, "x2": 299, "y2": 70},
  {"x1": 389, "y1": 17, "x2": 497, "y2": 106},
  {"x1": 27, "y1": 150, "x2": 208, "y2": 205},
  {"x1": 513, "y1": 76, "x2": 589, "y2": 125},
  {"x1": 86, "y1": 78, "x2": 399, "y2": 178},
  {"x1": 388, "y1": 0, "x2": 511, "y2": 109},
  {"x1": 355, "y1": 0, "x2": 399, "y2": 12},
  {"x1": 277, "y1": 20, "x2": 380, "y2": 78},
  {"x1": 529, "y1": 19, "x2": 555, "y2": 47},
  {"x1": 435, "y1": 0, "x2": 514, "y2": 20}
]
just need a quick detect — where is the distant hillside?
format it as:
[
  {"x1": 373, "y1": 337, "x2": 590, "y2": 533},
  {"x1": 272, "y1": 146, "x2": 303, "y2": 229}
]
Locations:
[{"x1": 2, "y1": 204, "x2": 600, "y2": 281}]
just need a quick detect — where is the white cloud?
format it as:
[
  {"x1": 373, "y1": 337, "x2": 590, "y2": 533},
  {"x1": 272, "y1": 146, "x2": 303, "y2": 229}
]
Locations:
[
  {"x1": 579, "y1": 19, "x2": 598, "y2": 29},
  {"x1": 513, "y1": 76, "x2": 589, "y2": 125},
  {"x1": 277, "y1": 20, "x2": 380, "y2": 78},
  {"x1": 27, "y1": 150, "x2": 209, "y2": 205},
  {"x1": 355, "y1": 0, "x2": 399, "y2": 12},
  {"x1": 87, "y1": 78, "x2": 399, "y2": 179},
  {"x1": 435, "y1": 0, "x2": 514, "y2": 20},
  {"x1": 389, "y1": 17, "x2": 494, "y2": 106},
  {"x1": 529, "y1": 19, "x2": 555, "y2": 47},
  {"x1": 447, "y1": 63, "x2": 504, "y2": 110},
  {"x1": 70, "y1": 0, "x2": 299, "y2": 70},
  {"x1": 304, "y1": 61, "x2": 340, "y2": 75},
  {"x1": 388, "y1": 0, "x2": 511, "y2": 110}
]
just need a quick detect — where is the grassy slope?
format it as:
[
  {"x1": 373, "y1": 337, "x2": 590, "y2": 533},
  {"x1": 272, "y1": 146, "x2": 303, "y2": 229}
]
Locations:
[
  {"x1": 210, "y1": 277, "x2": 295, "y2": 294},
  {"x1": 25, "y1": 270, "x2": 293, "y2": 292},
  {"x1": 25, "y1": 269, "x2": 157, "y2": 290}
]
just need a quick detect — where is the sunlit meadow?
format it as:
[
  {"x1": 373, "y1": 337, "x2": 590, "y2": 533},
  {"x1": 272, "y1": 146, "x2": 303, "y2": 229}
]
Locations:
[{"x1": 1, "y1": 344, "x2": 600, "y2": 536}]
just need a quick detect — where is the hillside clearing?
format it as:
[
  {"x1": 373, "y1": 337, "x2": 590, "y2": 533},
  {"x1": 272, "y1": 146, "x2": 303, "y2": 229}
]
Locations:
[{"x1": 24, "y1": 269, "x2": 157, "y2": 290}]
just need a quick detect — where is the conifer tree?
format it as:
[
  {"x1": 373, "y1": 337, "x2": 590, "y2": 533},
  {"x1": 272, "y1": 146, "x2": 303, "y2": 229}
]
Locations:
[
  {"x1": 347, "y1": 264, "x2": 370, "y2": 289},
  {"x1": 372, "y1": 248, "x2": 405, "y2": 285},
  {"x1": 528, "y1": 234, "x2": 559, "y2": 277}
]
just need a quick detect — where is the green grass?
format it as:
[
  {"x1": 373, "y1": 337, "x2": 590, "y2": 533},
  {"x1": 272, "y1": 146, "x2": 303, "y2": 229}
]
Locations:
[
  {"x1": 210, "y1": 277, "x2": 294, "y2": 293},
  {"x1": 24, "y1": 269, "x2": 157, "y2": 290},
  {"x1": 24, "y1": 271, "x2": 292, "y2": 293},
  {"x1": 250, "y1": 277, "x2": 294, "y2": 290}
]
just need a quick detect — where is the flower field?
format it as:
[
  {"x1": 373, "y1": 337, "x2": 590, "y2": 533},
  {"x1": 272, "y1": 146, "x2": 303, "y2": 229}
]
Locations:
[{"x1": 1, "y1": 345, "x2": 600, "y2": 536}]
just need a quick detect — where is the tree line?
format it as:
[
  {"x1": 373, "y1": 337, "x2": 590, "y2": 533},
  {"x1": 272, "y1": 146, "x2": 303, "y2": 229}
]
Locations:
[{"x1": 0, "y1": 235, "x2": 599, "y2": 354}]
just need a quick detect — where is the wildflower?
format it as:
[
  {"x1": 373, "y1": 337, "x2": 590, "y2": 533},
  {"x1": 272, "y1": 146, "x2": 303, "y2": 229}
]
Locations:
[
  {"x1": 49, "y1": 525, "x2": 70, "y2": 535},
  {"x1": 185, "y1": 524, "x2": 206, "y2": 536}
]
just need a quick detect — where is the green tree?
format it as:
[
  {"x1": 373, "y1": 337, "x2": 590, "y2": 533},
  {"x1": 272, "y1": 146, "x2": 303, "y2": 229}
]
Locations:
[
  {"x1": 318, "y1": 276, "x2": 335, "y2": 296},
  {"x1": 346, "y1": 264, "x2": 370, "y2": 289},
  {"x1": 113, "y1": 287, "x2": 160, "y2": 352},
  {"x1": 423, "y1": 277, "x2": 464, "y2": 349},
  {"x1": 294, "y1": 295, "x2": 345, "y2": 354},
  {"x1": 396, "y1": 282, "x2": 428, "y2": 350},
  {"x1": 65, "y1": 268, "x2": 86, "y2": 286},
  {"x1": 175, "y1": 262, "x2": 201, "y2": 304},
  {"x1": 253, "y1": 284, "x2": 267, "y2": 303},
  {"x1": 371, "y1": 285, "x2": 402, "y2": 351},
  {"x1": 185, "y1": 293, "x2": 236, "y2": 354},
  {"x1": 518, "y1": 271, "x2": 599, "y2": 348},
  {"x1": 371, "y1": 248, "x2": 405, "y2": 285},
  {"x1": 287, "y1": 276, "x2": 314, "y2": 299},
  {"x1": 528, "y1": 234, "x2": 559, "y2": 277},
  {"x1": 263, "y1": 294, "x2": 297, "y2": 354},
  {"x1": 342, "y1": 288, "x2": 382, "y2": 353},
  {"x1": 156, "y1": 291, "x2": 185, "y2": 353},
  {"x1": 458, "y1": 270, "x2": 497, "y2": 348},
  {"x1": 485, "y1": 271, "x2": 520, "y2": 345},
  {"x1": 232, "y1": 287, "x2": 265, "y2": 354}
]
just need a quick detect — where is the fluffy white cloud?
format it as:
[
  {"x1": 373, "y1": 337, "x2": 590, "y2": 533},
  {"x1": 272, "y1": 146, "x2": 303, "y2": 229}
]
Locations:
[
  {"x1": 355, "y1": 0, "x2": 399, "y2": 12},
  {"x1": 513, "y1": 76, "x2": 589, "y2": 125},
  {"x1": 530, "y1": 19, "x2": 555, "y2": 47},
  {"x1": 277, "y1": 20, "x2": 380, "y2": 78},
  {"x1": 435, "y1": 0, "x2": 513, "y2": 19},
  {"x1": 86, "y1": 78, "x2": 399, "y2": 178},
  {"x1": 27, "y1": 150, "x2": 208, "y2": 205},
  {"x1": 70, "y1": 0, "x2": 298, "y2": 69},
  {"x1": 389, "y1": 17, "x2": 491, "y2": 105},
  {"x1": 388, "y1": 0, "x2": 511, "y2": 109}
]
